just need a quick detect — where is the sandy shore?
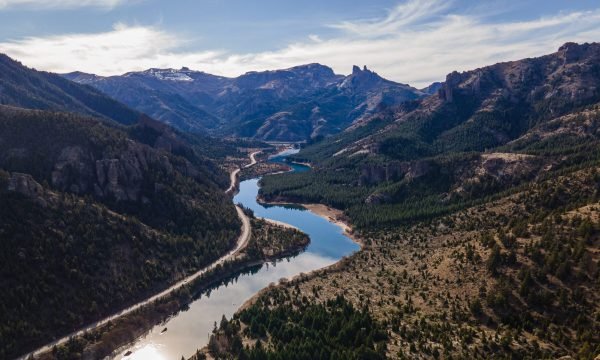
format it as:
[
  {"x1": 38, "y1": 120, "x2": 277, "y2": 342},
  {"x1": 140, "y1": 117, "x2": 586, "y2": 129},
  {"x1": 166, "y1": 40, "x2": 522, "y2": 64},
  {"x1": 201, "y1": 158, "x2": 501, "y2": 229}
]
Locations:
[
  {"x1": 259, "y1": 217, "x2": 300, "y2": 231},
  {"x1": 255, "y1": 196, "x2": 364, "y2": 249},
  {"x1": 291, "y1": 161, "x2": 312, "y2": 168},
  {"x1": 299, "y1": 203, "x2": 364, "y2": 248}
]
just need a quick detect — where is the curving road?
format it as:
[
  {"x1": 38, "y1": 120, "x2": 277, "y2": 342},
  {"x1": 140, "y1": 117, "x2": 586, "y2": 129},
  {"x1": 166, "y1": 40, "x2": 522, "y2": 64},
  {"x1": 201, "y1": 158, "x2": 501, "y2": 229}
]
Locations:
[
  {"x1": 18, "y1": 152, "x2": 258, "y2": 360},
  {"x1": 244, "y1": 151, "x2": 260, "y2": 168},
  {"x1": 226, "y1": 151, "x2": 260, "y2": 194},
  {"x1": 225, "y1": 168, "x2": 240, "y2": 195}
]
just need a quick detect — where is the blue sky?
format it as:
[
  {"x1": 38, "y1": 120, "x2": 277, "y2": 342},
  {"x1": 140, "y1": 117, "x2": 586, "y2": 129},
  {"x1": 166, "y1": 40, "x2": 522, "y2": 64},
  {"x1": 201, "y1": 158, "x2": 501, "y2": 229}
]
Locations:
[{"x1": 0, "y1": 0, "x2": 599, "y2": 87}]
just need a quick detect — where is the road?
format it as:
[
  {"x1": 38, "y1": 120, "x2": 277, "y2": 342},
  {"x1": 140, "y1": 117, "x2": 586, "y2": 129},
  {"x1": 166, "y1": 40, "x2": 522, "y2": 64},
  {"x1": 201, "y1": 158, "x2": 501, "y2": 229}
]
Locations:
[
  {"x1": 226, "y1": 151, "x2": 260, "y2": 194},
  {"x1": 244, "y1": 151, "x2": 260, "y2": 168},
  {"x1": 225, "y1": 168, "x2": 240, "y2": 194},
  {"x1": 18, "y1": 152, "x2": 258, "y2": 360}
]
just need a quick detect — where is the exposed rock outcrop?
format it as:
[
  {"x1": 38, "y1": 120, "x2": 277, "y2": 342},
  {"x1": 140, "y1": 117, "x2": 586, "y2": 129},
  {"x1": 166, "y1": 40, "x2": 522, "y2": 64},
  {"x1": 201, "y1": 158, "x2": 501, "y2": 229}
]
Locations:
[
  {"x1": 359, "y1": 160, "x2": 431, "y2": 186},
  {"x1": 8, "y1": 172, "x2": 43, "y2": 198},
  {"x1": 7, "y1": 172, "x2": 48, "y2": 207},
  {"x1": 49, "y1": 142, "x2": 186, "y2": 203}
]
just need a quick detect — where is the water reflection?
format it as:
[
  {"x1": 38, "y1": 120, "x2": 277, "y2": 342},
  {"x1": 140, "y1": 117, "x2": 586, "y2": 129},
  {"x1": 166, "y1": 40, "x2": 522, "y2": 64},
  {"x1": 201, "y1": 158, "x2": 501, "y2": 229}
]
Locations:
[
  {"x1": 117, "y1": 154, "x2": 358, "y2": 360},
  {"x1": 126, "y1": 344, "x2": 166, "y2": 360}
]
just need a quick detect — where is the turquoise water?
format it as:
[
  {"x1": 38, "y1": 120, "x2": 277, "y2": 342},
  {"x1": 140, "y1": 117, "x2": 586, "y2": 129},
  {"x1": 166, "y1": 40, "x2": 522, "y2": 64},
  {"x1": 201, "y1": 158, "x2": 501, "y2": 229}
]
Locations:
[{"x1": 118, "y1": 151, "x2": 359, "y2": 360}]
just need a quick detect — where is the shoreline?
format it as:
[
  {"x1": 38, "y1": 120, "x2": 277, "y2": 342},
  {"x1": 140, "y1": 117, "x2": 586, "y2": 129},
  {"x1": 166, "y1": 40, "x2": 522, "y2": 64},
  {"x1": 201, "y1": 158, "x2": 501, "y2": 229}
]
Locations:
[
  {"x1": 108, "y1": 238, "x2": 309, "y2": 360},
  {"x1": 290, "y1": 160, "x2": 312, "y2": 168},
  {"x1": 255, "y1": 196, "x2": 364, "y2": 249},
  {"x1": 259, "y1": 217, "x2": 300, "y2": 230},
  {"x1": 197, "y1": 154, "x2": 365, "y2": 357},
  {"x1": 19, "y1": 151, "x2": 259, "y2": 360},
  {"x1": 232, "y1": 196, "x2": 364, "y2": 317}
]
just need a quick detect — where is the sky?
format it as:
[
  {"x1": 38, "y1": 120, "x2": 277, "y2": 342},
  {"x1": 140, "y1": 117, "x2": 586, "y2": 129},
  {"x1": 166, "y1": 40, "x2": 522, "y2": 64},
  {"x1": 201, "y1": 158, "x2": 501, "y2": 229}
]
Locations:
[{"x1": 0, "y1": 0, "x2": 599, "y2": 87}]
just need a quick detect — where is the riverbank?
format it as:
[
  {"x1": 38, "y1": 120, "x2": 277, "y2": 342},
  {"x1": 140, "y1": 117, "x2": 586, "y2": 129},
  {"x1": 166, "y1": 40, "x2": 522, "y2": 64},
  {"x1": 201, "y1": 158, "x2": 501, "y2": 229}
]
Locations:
[
  {"x1": 260, "y1": 217, "x2": 300, "y2": 230},
  {"x1": 39, "y1": 226, "x2": 308, "y2": 360},
  {"x1": 191, "y1": 151, "x2": 363, "y2": 359},
  {"x1": 255, "y1": 196, "x2": 364, "y2": 249},
  {"x1": 300, "y1": 203, "x2": 364, "y2": 248},
  {"x1": 20, "y1": 151, "x2": 258, "y2": 360},
  {"x1": 291, "y1": 160, "x2": 312, "y2": 168},
  {"x1": 207, "y1": 198, "x2": 365, "y2": 350}
]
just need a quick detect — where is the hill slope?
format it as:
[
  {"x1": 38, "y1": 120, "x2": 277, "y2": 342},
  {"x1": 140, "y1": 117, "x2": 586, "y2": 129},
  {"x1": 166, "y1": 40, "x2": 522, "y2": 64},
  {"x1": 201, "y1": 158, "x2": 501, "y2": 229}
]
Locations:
[
  {"x1": 239, "y1": 43, "x2": 600, "y2": 358},
  {"x1": 262, "y1": 42, "x2": 600, "y2": 227},
  {"x1": 0, "y1": 106, "x2": 240, "y2": 359},
  {"x1": 0, "y1": 54, "x2": 142, "y2": 125}
]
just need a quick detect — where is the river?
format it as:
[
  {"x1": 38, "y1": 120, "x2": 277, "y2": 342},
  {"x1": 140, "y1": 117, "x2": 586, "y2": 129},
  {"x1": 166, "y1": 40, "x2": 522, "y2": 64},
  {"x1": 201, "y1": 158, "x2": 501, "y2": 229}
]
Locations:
[{"x1": 116, "y1": 149, "x2": 359, "y2": 360}]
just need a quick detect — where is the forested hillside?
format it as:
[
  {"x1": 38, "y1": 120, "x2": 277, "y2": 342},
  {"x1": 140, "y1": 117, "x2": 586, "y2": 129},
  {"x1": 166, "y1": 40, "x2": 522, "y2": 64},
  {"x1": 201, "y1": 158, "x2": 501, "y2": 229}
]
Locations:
[
  {"x1": 261, "y1": 42, "x2": 600, "y2": 229},
  {"x1": 0, "y1": 106, "x2": 241, "y2": 359},
  {"x1": 0, "y1": 54, "x2": 142, "y2": 125},
  {"x1": 243, "y1": 43, "x2": 600, "y2": 359}
]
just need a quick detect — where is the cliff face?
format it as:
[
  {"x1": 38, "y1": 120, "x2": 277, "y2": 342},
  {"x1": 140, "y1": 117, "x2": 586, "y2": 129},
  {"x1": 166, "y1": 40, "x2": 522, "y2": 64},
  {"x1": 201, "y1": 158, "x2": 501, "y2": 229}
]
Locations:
[
  {"x1": 0, "y1": 105, "x2": 236, "y2": 231},
  {"x1": 50, "y1": 143, "x2": 164, "y2": 202},
  {"x1": 314, "y1": 42, "x2": 600, "y2": 162},
  {"x1": 7, "y1": 172, "x2": 45, "y2": 200},
  {"x1": 437, "y1": 42, "x2": 600, "y2": 109},
  {"x1": 0, "y1": 105, "x2": 242, "y2": 359}
]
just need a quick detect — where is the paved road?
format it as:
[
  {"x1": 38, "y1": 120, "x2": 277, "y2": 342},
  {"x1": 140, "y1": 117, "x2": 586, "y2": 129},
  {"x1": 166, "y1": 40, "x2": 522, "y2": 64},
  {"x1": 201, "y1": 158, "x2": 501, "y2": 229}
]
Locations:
[{"x1": 18, "y1": 152, "x2": 258, "y2": 360}]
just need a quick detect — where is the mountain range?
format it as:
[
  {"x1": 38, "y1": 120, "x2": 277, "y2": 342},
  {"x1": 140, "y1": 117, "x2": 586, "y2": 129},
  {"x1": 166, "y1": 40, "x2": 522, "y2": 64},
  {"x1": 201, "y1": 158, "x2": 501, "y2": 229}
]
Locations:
[
  {"x1": 293, "y1": 42, "x2": 600, "y2": 164},
  {"x1": 1, "y1": 41, "x2": 599, "y2": 359},
  {"x1": 267, "y1": 42, "x2": 600, "y2": 225},
  {"x1": 64, "y1": 63, "x2": 425, "y2": 141}
]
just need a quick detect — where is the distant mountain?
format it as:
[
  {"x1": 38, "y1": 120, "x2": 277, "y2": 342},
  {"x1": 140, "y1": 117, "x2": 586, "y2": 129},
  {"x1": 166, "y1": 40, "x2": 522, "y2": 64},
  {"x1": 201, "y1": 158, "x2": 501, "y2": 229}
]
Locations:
[
  {"x1": 420, "y1": 81, "x2": 443, "y2": 95},
  {"x1": 0, "y1": 54, "x2": 142, "y2": 125},
  {"x1": 64, "y1": 63, "x2": 425, "y2": 141}
]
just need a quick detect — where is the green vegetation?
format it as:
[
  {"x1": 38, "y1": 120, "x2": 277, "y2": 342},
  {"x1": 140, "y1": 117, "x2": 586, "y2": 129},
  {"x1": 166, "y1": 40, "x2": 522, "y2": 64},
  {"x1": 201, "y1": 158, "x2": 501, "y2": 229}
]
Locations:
[
  {"x1": 0, "y1": 54, "x2": 141, "y2": 125},
  {"x1": 261, "y1": 103, "x2": 600, "y2": 230},
  {"x1": 0, "y1": 107, "x2": 241, "y2": 358},
  {"x1": 250, "y1": 44, "x2": 600, "y2": 358},
  {"x1": 245, "y1": 217, "x2": 309, "y2": 259},
  {"x1": 33, "y1": 210, "x2": 310, "y2": 360},
  {"x1": 200, "y1": 294, "x2": 387, "y2": 360}
]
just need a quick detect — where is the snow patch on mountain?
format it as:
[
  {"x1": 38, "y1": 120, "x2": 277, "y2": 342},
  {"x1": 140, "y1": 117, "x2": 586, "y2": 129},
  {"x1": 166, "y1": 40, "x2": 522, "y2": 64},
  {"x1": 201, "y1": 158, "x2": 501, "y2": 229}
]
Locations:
[{"x1": 133, "y1": 68, "x2": 194, "y2": 82}]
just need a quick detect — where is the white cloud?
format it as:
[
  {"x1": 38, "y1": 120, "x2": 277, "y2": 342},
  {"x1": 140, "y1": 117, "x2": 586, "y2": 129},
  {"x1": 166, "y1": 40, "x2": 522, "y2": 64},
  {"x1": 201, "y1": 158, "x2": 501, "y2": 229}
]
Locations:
[
  {"x1": 1, "y1": 0, "x2": 600, "y2": 87},
  {"x1": 0, "y1": 23, "x2": 225, "y2": 75},
  {"x1": 0, "y1": 0, "x2": 128, "y2": 9},
  {"x1": 330, "y1": 0, "x2": 451, "y2": 37}
]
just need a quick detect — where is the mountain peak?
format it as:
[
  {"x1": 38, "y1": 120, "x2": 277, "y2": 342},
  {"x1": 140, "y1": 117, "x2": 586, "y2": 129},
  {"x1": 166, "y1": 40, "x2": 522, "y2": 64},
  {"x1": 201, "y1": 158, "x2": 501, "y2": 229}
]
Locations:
[
  {"x1": 135, "y1": 68, "x2": 194, "y2": 82},
  {"x1": 557, "y1": 41, "x2": 599, "y2": 64},
  {"x1": 351, "y1": 65, "x2": 372, "y2": 75}
]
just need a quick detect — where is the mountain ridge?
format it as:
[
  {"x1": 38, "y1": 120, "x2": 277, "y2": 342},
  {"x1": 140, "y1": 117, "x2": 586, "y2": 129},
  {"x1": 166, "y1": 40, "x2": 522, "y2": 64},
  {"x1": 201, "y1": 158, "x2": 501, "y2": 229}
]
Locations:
[
  {"x1": 0, "y1": 54, "x2": 143, "y2": 126},
  {"x1": 63, "y1": 62, "x2": 425, "y2": 140}
]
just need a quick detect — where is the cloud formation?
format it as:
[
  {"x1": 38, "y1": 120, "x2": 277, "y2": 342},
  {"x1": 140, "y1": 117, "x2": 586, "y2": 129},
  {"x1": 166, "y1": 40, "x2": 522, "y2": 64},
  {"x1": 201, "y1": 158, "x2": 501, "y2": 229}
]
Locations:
[
  {"x1": 0, "y1": 0, "x2": 127, "y2": 9},
  {"x1": 1, "y1": 0, "x2": 600, "y2": 87}
]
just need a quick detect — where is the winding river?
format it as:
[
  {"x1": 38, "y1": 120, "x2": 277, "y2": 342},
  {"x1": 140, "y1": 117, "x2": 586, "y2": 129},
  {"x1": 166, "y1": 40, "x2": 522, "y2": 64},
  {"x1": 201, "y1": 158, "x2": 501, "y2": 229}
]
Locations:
[{"x1": 117, "y1": 149, "x2": 359, "y2": 360}]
